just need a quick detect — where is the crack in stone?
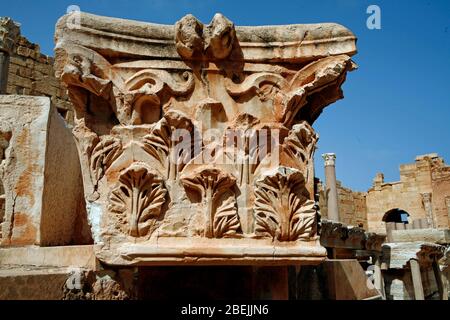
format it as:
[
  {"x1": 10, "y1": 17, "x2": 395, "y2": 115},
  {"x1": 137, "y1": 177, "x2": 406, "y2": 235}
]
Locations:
[{"x1": 7, "y1": 193, "x2": 17, "y2": 242}]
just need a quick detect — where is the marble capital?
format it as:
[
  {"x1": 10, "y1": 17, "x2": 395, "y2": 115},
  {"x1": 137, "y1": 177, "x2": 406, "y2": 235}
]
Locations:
[{"x1": 54, "y1": 12, "x2": 357, "y2": 266}]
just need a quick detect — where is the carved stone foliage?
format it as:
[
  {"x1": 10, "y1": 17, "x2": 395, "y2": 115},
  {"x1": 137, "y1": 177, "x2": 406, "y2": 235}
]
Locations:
[
  {"x1": 254, "y1": 168, "x2": 317, "y2": 241},
  {"x1": 90, "y1": 136, "x2": 122, "y2": 183},
  {"x1": 109, "y1": 163, "x2": 167, "y2": 238},
  {"x1": 224, "y1": 55, "x2": 356, "y2": 126},
  {"x1": 57, "y1": 44, "x2": 195, "y2": 126},
  {"x1": 175, "y1": 13, "x2": 236, "y2": 61},
  {"x1": 181, "y1": 169, "x2": 240, "y2": 238},
  {"x1": 54, "y1": 11, "x2": 356, "y2": 264},
  {"x1": 283, "y1": 121, "x2": 318, "y2": 186},
  {"x1": 141, "y1": 111, "x2": 196, "y2": 181}
]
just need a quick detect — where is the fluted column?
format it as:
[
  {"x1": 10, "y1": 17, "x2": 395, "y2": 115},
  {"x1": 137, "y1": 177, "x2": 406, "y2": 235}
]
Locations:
[{"x1": 322, "y1": 153, "x2": 339, "y2": 222}]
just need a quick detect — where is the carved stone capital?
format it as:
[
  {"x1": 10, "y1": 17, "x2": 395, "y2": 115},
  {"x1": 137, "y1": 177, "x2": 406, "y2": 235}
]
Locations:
[
  {"x1": 322, "y1": 153, "x2": 336, "y2": 167},
  {"x1": 54, "y1": 12, "x2": 357, "y2": 265},
  {"x1": 420, "y1": 192, "x2": 432, "y2": 204}
]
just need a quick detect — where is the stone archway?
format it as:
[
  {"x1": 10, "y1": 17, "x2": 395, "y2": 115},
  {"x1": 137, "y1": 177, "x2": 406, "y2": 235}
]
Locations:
[
  {"x1": 383, "y1": 208, "x2": 410, "y2": 241},
  {"x1": 382, "y1": 208, "x2": 410, "y2": 224}
]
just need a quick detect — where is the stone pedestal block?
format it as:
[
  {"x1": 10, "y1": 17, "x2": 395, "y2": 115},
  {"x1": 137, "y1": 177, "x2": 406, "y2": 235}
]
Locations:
[{"x1": 0, "y1": 95, "x2": 87, "y2": 246}]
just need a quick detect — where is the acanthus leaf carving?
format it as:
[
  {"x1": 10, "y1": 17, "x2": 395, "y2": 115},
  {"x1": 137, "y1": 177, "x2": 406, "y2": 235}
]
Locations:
[
  {"x1": 54, "y1": 11, "x2": 356, "y2": 264},
  {"x1": 254, "y1": 167, "x2": 316, "y2": 241},
  {"x1": 89, "y1": 136, "x2": 123, "y2": 183},
  {"x1": 141, "y1": 111, "x2": 196, "y2": 180},
  {"x1": 109, "y1": 163, "x2": 167, "y2": 238},
  {"x1": 283, "y1": 121, "x2": 318, "y2": 187},
  {"x1": 181, "y1": 168, "x2": 240, "y2": 238}
]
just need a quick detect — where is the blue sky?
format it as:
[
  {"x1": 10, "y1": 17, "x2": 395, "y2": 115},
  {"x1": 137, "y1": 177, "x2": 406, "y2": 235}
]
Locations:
[{"x1": 2, "y1": 0, "x2": 450, "y2": 191}]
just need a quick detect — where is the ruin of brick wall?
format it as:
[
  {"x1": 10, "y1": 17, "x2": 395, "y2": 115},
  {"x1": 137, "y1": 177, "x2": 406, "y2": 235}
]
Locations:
[
  {"x1": 431, "y1": 164, "x2": 450, "y2": 229},
  {"x1": 318, "y1": 154, "x2": 450, "y2": 233},
  {"x1": 317, "y1": 180, "x2": 368, "y2": 229},
  {"x1": 5, "y1": 27, "x2": 73, "y2": 124},
  {"x1": 366, "y1": 154, "x2": 450, "y2": 233}
]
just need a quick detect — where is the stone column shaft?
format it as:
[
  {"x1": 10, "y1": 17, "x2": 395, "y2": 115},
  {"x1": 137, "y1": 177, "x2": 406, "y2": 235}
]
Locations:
[
  {"x1": 410, "y1": 259, "x2": 424, "y2": 300},
  {"x1": 322, "y1": 153, "x2": 339, "y2": 222}
]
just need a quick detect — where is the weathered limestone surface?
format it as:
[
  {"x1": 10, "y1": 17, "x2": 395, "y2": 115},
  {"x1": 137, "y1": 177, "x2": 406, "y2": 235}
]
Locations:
[
  {"x1": 0, "y1": 265, "x2": 131, "y2": 300},
  {"x1": 54, "y1": 12, "x2": 357, "y2": 265},
  {"x1": 318, "y1": 180, "x2": 368, "y2": 228},
  {"x1": 0, "y1": 245, "x2": 97, "y2": 269},
  {"x1": 381, "y1": 242, "x2": 445, "y2": 269},
  {"x1": 0, "y1": 95, "x2": 87, "y2": 246},
  {"x1": 320, "y1": 220, "x2": 385, "y2": 251},
  {"x1": 320, "y1": 259, "x2": 381, "y2": 300},
  {"x1": 390, "y1": 228, "x2": 450, "y2": 244},
  {"x1": 0, "y1": 266, "x2": 78, "y2": 300}
]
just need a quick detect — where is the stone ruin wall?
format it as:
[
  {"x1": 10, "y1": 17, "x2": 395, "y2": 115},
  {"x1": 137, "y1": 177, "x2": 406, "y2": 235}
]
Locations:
[
  {"x1": 366, "y1": 154, "x2": 450, "y2": 234},
  {"x1": 431, "y1": 163, "x2": 450, "y2": 230},
  {"x1": 318, "y1": 180, "x2": 368, "y2": 229},
  {"x1": 3, "y1": 19, "x2": 73, "y2": 125},
  {"x1": 319, "y1": 153, "x2": 450, "y2": 234}
]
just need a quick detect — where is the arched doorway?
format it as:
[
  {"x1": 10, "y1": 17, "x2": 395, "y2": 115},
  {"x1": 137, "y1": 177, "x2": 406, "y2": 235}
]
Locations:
[
  {"x1": 383, "y1": 208, "x2": 410, "y2": 241},
  {"x1": 382, "y1": 208, "x2": 410, "y2": 224}
]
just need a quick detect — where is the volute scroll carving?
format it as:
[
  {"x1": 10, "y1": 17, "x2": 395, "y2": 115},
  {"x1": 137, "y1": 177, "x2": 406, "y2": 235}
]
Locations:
[{"x1": 55, "y1": 11, "x2": 356, "y2": 265}]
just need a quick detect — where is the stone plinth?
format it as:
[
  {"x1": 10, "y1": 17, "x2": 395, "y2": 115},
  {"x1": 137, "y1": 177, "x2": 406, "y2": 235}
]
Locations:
[
  {"x1": 0, "y1": 245, "x2": 97, "y2": 269},
  {"x1": 320, "y1": 220, "x2": 385, "y2": 251},
  {"x1": 54, "y1": 12, "x2": 357, "y2": 266},
  {"x1": 0, "y1": 95, "x2": 87, "y2": 246},
  {"x1": 389, "y1": 228, "x2": 450, "y2": 244}
]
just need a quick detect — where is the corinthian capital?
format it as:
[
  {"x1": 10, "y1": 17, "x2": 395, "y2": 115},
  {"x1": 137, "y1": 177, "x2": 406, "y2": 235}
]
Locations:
[
  {"x1": 322, "y1": 153, "x2": 336, "y2": 167},
  {"x1": 54, "y1": 11, "x2": 357, "y2": 266},
  {"x1": 421, "y1": 192, "x2": 432, "y2": 203}
]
